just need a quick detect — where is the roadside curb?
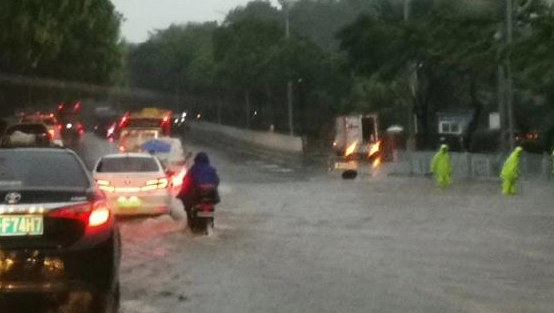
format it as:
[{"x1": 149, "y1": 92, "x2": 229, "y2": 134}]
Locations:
[{"x1": 184, "y1": 129, "x2": 305, "y2": 167}]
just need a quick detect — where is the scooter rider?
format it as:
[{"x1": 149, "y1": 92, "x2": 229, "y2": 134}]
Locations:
[{"x1": 177, "y1": 152, "x2": 220, "y2": 225}]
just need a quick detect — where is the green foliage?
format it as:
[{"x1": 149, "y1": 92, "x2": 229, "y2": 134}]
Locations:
[
  {"x1": 512, "y1": 9, "x2": 554, "y2": 95},
  {"x1": 0, "y1": 0, "x2": 124, "y2": 85},
  {"x1": 126, "y1": 0, "x2": 554, "y2": 144},
  {"x1": 289, "y1": 0, "x2": 379, "y2": 51},
  {"x1": 225, "y1": 0, "x2": 282, "y2": 25},
  {"x1": 129, "y1": 22, "x2": 218, "y2": 93},
  {"x1": 213, "y1": 18, "x2": 284, "y2": 89}
]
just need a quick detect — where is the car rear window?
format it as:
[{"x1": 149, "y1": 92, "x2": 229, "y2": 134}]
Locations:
[
  {"x1": 21, "y1": 117, "x2": 57, "y2": 125},
  {"x1": 0, "y1": 151, "x2": 90, "y2": 189},
  {"x1": 6, "y1": 124, "x2": 48, "y2": 135},
  {"x1": 124, "y1": 118, "x2": 161, "y2": 128},
  {"x1": 96, "y1": 157, "x2": 160, "y2": 173}
]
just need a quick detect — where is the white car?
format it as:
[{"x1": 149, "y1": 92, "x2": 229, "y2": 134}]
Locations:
[
  {"x1": 93, "y1": 153, "x2": 171, "y2": 216},
  {"x1": 148, "y1": 137, "x2": 189, "y2": 188}
]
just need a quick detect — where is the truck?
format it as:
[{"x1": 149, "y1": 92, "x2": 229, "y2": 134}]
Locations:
[
  {"x1": 331, "y1": 114, "x2": 381, "y2": 175},
  {"x1": 118, "y1": 108, "x2": 172, "y2": 153}
]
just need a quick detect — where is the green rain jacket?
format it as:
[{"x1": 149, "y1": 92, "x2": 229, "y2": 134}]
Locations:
[
  {"x1": 500, "y1": 147, "x2": 522, "y2": 180},
  {"x1": 431, "y1": 145, "x2": 451, "y2": 176}
]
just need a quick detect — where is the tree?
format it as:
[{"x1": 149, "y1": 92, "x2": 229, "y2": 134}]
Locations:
[
  {"x1": 225, "y1": 0, "x2": 281, "y2": 25},
  {"x1": 213, "y1": 18, "x2": 285, "y2": 127},
  {"x1": 289, "y1": 0, "x2": 379, "y2": 51},
  {"x1": 338, "y1": 2, "x2": 500, "y2": 147},
  {"x1": 128, "y1": 22, "x2": 218, "y2": 93},
  {"x1": 0, "y1": 0, "x2": 124, "y2": 85}
]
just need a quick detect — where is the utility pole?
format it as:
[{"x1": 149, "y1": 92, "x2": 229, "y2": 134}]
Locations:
[
  {"x1": 505, "y1": 0, "x2": 515, "y2": 150},
  {"x1": 403, "y1": 0, "x2": 411, "y2": 21},
  {"x1": 280, "y1": 0, "x2": 295, "y2": 136},
  {"x1": 404, "y1": 0, "x2": 416, "y2": 150},
  {"x1": 497, "y1": 62, "x2": 506, "y2": 150}
]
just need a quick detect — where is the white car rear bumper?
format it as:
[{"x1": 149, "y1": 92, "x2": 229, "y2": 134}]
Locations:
[{"x1": 105, "y1": 189, "x2": 171, "y2": 216}]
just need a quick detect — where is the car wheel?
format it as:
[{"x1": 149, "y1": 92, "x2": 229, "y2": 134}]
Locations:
[{"x1": 89, "y1": 282, "x2": 120, "y2": 313}]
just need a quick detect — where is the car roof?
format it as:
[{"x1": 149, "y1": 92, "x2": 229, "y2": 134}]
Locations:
[
  {"x1": 6, "y1": 122, "x2": 48, "y2": 128},
  {"x1": 101, "y1": 153, "x2": 156, "y2": 159},
  {"x1": 0, "y1": 147, "x2": 72, "y2": 153}
]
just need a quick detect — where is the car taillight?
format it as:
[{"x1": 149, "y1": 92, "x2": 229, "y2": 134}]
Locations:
[
  {"x1": 47, "y1": 203, "x2": 90, "y2": 221},
  {"x1": 171, "y1": 168, "x2": 186, "y2": 187},
  {"x1": 97, "y1": 179, "x2": 115, "y2": 193},
  {"x1": 144, "y1": 177, "x2": 169, "y2": 191},
  {"x1": 88, "y1": 202, "x2": 110, "y2": 227},
  {"x1": 107, "y1": 124, "x2": 116, "y2": 138},
  {"x1": 97, "y1": 178, "x2": 169, "y2": 193},
  {"x1": 47, "y1": 201, "x2": 110, "y2": 228},
  {"x1": 48, "y1": 129, "x2": 55, "y2": 139}
]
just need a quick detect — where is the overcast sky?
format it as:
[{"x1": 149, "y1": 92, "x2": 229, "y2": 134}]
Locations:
[{"x1": 112, "y1": 0, "x2": 281, "y2": 43}]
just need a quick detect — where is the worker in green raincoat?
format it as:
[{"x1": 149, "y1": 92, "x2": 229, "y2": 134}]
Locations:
[
  {"x1": 500, "y1": 146, "x2": 523, "y2": 195},
  {"x1": 430, "y1": 144, "x2": 451, "y2": 188}
]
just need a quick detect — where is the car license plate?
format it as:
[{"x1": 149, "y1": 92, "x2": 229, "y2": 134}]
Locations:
[
  {"x1": 0, "y1": 215, "x2": 43, "y2": 236},
  {"x1": 117, "y1": 196, "x2": 142, "y2": 208},
  {"x1": 334, "y1": 161, "x2": 357, "y2": 170}
]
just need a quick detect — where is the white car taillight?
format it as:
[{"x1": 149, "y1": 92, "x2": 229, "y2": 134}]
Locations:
[
  {"x1": 96, "y1": 178, "x2": 169, "y2": 193},
  {"x1": 143, "y1": 177, "x2": 169, "y2": 191},
  {"x1": 97, "y1": 179, "x2": 115, "y2": 193}
]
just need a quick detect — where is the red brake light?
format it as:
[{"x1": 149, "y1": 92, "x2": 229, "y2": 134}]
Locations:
[
  {"x1": 47, "y1": 201, "x2": 110, "y2": 228},
  {"x1": 119, "y1": 115, "x2": 128, "y2": 127},
  {"x1": 47, "y1": 203, "x2": 90, "y2": 222},
  {"x1": 171, "y1": 168, "x2": 186, "y2": 187},
  {"x1": 89, "y1": 203, "x2": 110, "y2": 227}
]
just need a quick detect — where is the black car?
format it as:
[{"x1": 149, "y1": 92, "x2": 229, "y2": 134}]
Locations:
[
  {"x1": 2, "y1": 124, "x2": 52, "y2": 147},
  {"x1": 0, "y1": 148, "x2": 120, "y2": 312}
]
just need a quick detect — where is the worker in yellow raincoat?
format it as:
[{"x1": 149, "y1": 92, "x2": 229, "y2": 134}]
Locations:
[
  {"x1": 500, "y1": 146, "x2": 523, "y2": 195},
  {"x1": 430, "y1": 144, "x2": 451, "y2": 188}
]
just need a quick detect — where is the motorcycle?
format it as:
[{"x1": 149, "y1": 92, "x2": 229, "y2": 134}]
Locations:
[{"x1": 187, "y1": 184, "x2": 219, "y2": 235}]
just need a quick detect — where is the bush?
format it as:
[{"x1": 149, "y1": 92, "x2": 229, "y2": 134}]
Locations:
[{"x1": 469, "y1": 129, "x2": 500, "y2": 153}]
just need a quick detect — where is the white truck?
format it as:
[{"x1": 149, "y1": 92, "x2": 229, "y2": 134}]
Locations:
[
  {"x1": 332, "y1": 114, "x2": 381, "y2": 174},
  {"x1": 118, "y1": 108, "x2": 171, "y2": 153}
]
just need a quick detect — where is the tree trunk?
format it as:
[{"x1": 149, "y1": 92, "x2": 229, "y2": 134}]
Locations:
[
  {"x1": 264, "y1": 83, "x2": 274, "y2": 128},
  {"x1": 245, "y1": 90, "x2": 251, "y2": 128},
  {"x1": 467, "y1": 75, "x2": 483, "y2": 151}
]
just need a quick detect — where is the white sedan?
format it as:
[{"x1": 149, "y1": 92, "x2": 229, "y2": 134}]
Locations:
[{"x1": 93, "y1": 153, "x2": 171, "y2": 216}]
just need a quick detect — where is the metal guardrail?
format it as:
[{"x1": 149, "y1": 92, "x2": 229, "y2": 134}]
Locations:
[{"x1": 389, "y1": 151, "x2": 553, "y2": 181}]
